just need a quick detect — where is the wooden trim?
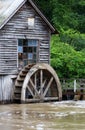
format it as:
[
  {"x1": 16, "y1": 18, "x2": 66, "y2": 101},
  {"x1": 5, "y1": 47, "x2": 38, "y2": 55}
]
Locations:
[
  {"x1": 36, "y1": 40, "x2": 39, "y2": 63},
  {"x1": 48, "y1": 30, "x2": 51, "y2": 64},
  {"x1": 17, "y1": 39, "x2": 18, "y2": 68}
]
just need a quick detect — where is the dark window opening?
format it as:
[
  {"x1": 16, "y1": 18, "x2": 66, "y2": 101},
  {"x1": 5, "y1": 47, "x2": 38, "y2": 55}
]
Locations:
[{"x1": 18, "y1": 39, "x2": 38, "y2": 69}]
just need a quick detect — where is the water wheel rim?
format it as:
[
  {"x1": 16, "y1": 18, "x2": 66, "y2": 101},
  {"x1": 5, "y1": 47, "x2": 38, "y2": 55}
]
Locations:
[{"x1": 21, "y1": 63, "x2": 62, "y2": 102}]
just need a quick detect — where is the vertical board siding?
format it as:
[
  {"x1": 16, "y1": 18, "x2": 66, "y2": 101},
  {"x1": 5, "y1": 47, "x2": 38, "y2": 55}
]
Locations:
[{"x1": 0, "y1": 76, "x2": 14, "y2": 102}]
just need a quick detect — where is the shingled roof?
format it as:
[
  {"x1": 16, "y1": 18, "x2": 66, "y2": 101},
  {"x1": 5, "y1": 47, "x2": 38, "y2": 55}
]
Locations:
[{"x1": 0, "y1": 0, "x2": 57, "y2": 33}]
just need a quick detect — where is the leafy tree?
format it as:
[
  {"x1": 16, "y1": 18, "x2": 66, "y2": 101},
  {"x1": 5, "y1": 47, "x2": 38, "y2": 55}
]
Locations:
[
  {"x1": 34, "y1": 0, "x2": 85, "y2": 78},
  {"x1": 51, "y1": 35, "x2": 85, "y2": 78},
  {"x1": 50, "y1": 0, "x2": 85, "y2": 33},
  {"x1": 33, "y1": 0, "x2": 53, "y2": 21},
  {"x1": 60, "y1": 29, "x2": 85, "y2": 51},
  {"x1": 34, "y1": 0, "x2": 85, "y2": 33}
]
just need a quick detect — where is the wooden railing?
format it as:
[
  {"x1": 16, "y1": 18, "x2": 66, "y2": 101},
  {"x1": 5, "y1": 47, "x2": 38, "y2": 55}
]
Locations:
[
  {"x1": 60, "y1": 79, "x2": 85, "y2": 100},
  {"x1": 60, "y1": 78, "x2": 85, "y2": 91}
]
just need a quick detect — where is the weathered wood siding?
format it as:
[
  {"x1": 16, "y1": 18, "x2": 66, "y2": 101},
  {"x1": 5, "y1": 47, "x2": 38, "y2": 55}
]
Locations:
[
  {"x1": 0, "y1": 39, "x2": 18, "y2": 74},
  {"x1": 0, "y1": 3, "x2": 51, "y2": 75},
  {"x1": 0, "y1": 75, "x2": 14, "y2": 102}
]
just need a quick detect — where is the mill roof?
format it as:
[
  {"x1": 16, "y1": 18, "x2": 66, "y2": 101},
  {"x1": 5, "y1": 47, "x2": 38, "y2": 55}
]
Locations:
[{"x1": 0, "y1": 0, "x2": 58, "y2": 33}]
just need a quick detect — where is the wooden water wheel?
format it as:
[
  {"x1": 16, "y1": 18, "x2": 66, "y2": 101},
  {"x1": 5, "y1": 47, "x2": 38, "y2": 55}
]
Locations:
[{"x1": 14, "y1": 63, "x2": 62, "y2": 103}]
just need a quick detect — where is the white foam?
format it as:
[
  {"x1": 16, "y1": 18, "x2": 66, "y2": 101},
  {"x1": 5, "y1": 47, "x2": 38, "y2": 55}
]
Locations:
[{"x1": 53, "y1": 101, "x2": 85, "y2": 108}]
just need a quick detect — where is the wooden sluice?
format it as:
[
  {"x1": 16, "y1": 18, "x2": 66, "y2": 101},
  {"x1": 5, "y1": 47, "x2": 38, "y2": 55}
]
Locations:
[
  {"x1": 62, "y1": 87, "x2": 85, "y2": 100},
  {"x1": 61, "y1": 79, "x2": 85, "y2": 100}
]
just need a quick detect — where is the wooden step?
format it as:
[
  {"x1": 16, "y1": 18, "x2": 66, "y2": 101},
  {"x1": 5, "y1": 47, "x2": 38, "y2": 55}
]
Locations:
[
  {"x1": 17, "y1": 75, "x2": 25, "y2": 80},
  {"x1": 17, "y1": 78, "x2": 24, "y2": 82},
  {"x1": 14, "y1": 97, "x2": 21, "y2": 102},
  {"x1": 19, "y1": 73, "x2": 26, "y2": 77},
  {"x1": 15, "y1": 84, "x2": 22, "y2": 88},
  {"x1": 14, "y1": 86, "x2": 22, "y2": 92},
  {"x1": 14, "y1": 64, "x2": 35, "y2": 103},
  {"x1": 14, "y1": 93, "x2": 21, "y2": 98},
  {"x1": 14, "y1": 90, "x2": 21, "y2": 94},
  {"x1": 22, "y1": 69, "x2": 28, "y2": 73},
  {"x1": 25, "y1": 66, "x2": 30, "y2": 70}
]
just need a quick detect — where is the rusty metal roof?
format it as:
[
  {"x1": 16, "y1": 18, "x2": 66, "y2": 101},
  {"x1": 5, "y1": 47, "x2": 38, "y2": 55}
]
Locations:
[{"x1": 0, "y1": 0, "x2": 57, "y2": 33}]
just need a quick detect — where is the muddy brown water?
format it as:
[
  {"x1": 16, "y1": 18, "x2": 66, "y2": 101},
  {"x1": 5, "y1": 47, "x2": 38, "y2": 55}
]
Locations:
[{"x1": 0, "y1": 101, "x2": 85, "y2": 130}]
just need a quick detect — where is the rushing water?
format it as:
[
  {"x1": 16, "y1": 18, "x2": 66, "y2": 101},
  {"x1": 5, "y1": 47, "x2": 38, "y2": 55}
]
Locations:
[{"x1": 0, "y1": 101, "x2": 85, "y2": 130}]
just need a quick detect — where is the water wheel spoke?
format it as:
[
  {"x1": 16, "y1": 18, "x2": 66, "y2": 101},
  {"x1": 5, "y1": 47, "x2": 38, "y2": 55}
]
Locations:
[
  {"x1": 26, "y1": 85, "x2": 34, "y2": 98},
  {"x1": 39, "y1": 79, "x2": 46, "y2": 94},
  {"x1": 29, "y1": 78, "x2": 40, "y2": 98},
  {"x1": 34, "y1": 73, "x2": 37, "y2": 89},
  {"x1": 40, "y1": 70, "x2": 43, "y2": 95},
  {"x1": 43, "y1": 77, "x2": 53, "y2": 97},
  {"x1": 34, "y1": 73, "x2": 37, "y2": 96}
]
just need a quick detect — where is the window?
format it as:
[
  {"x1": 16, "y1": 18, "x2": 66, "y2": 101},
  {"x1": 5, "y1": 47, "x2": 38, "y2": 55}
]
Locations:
[
  {"x1": 28, "y1": 18, "x2": 35, "y2": 28},
  {"x1": 18, "y1": 39, "x2": 38, "y2": 68},
  {"x1": 28, "y1": 53, "x2": 33, "y2": 59},
  {"x1": 28, "y1": 39, "x2": 38, "y2": 46}
]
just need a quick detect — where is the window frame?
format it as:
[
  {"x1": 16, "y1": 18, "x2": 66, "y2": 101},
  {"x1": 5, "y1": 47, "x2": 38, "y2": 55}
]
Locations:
[
  {"x1": 18, "y1": 39, "x2": 39, "y2": 69},
  {"x1": 28, "y1": 17, "x2": 35, "y2": 29}
]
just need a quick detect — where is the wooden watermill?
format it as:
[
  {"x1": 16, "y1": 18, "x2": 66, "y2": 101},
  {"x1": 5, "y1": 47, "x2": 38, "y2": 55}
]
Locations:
[
  {"x1": 0, "y1": 0, "x2": 61, "y2": 103},
  {"x1": 14, "y1": 63, "x2": 62, "y2": 103}
]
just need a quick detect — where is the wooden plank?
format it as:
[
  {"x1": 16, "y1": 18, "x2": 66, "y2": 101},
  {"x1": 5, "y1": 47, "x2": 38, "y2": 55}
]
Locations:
[
  {"x1": 34, "y1": 73, "x2": 37, "y2": 96},
  {"x1": 29, "y1": 78, "x2": 41, "y2": 98},
  {"x1": 40, "y1": 70, "x2": 43, "y2": 96},
  {"x1": 43, "y1": 77, "x2": 53, "y2": 97},
  {"x1": 27, "y1": 84, "x2": 34, "y2": 98},
  {"x1": 39, "y1": 79, "x2": 46, "y2": 94},
  {"x1": 44, "y1": 97, "x2": 59, "y2": 101},
  {"x1": 23, "y1": 97, "x2": 59, "y2": 103}
]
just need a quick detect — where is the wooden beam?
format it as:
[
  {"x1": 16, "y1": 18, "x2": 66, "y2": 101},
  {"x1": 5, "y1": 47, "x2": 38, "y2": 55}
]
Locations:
[
  {"x1": 34, "y1": 73, "x2": 37, "y2": 96},
  {"x1": 29, "y1": 79, "x2": 40, "y2": 98},
  {"x1": 39, "y1": 79, "x2": 46, "y2": 100},
  {"x1": 44, "y1": 97, "x2": 58, "y2": 101},
  {"x1": 27, "y1": 84, "x2": 34, "y2": 98},
  {"x1": 40, "y1": 70, "x2": 43, "y2": 96},
  {"x1": 43, "y1": 77, "x2": 53, "y2": 97},
  {"x1": 24, "y1": 97, "x2": 59, "y2": 103},
  {"x1": 39, "y1": 79, "x2": 46, "y2": 94}
]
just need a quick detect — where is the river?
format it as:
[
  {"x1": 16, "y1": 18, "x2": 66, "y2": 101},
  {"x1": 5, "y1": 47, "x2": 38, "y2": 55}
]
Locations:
[{"x1": 0, "y1": 101, "x2": 85, "y2": 130}]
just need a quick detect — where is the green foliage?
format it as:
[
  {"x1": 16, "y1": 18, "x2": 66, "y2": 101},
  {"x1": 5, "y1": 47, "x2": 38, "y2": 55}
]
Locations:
[
  {"x1": 34, "y1": 0, "x2": 85, "y2": 33},
  {"x1": 33, "y1": 0, "x2": 53, "y2": 21},
  {"x1": 60, "y1": 29, "x2": 85, "y2": 51},
  {"x1": 51, "y1": 0, "x2": 85, "y2": 33},
  {"x1": 51, "y1": 36, "x2": 85, "y2": 78},
  {"x1": 34, "y1": 0, "x2": 85, "y2": 78}
]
